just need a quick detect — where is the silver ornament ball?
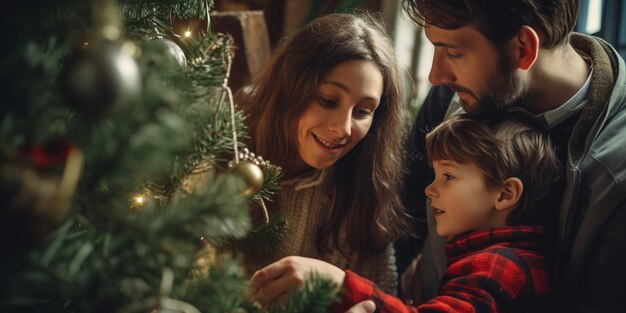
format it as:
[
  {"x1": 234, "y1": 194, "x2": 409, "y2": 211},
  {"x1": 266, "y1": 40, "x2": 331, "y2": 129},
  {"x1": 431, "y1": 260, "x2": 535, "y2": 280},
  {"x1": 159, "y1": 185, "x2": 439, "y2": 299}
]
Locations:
[
  {"x1": 62, "y1": 40, "x2": 141, "y2": 117},
  {"x1": 141, "y1": 38, "x2": 187, "y2": 69}
]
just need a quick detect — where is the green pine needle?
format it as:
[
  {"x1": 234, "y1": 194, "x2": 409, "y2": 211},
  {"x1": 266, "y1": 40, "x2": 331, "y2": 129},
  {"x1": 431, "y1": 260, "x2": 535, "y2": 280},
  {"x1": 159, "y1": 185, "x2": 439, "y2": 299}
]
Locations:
[{"x1": 268, "y1": 273, "x2": 341, "y2": 313}]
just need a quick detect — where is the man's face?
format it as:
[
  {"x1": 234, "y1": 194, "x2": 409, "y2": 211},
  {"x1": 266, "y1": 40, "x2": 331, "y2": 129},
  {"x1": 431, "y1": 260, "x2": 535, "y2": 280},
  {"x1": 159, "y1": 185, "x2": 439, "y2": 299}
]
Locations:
[{"x1": 424, "y1": 24, "x2": 529, "y2": 115}]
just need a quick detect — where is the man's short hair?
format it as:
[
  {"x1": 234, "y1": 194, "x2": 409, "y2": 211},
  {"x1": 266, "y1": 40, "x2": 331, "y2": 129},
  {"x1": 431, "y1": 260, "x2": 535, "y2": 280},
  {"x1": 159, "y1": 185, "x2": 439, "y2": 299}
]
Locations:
[{"x1": 402, "y1": 0, "x2": 578, "y2": 48}]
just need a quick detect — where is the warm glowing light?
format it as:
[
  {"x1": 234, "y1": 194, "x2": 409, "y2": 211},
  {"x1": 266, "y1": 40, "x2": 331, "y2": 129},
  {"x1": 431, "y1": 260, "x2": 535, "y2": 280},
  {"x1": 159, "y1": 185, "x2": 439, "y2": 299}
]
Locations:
[
  {"x1": 184, "y1": 30, "x2": 192, "y2": 37},
  {"x1": 134, "y1": 196, "x2": 144, "y2": 204}
]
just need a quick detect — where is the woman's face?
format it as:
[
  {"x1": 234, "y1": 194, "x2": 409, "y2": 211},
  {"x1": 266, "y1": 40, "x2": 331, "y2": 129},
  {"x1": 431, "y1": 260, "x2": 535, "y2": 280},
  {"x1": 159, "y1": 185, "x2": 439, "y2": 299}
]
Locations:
[{"x1": 294, "y1": 60, "x2": 384, "y2": 173}]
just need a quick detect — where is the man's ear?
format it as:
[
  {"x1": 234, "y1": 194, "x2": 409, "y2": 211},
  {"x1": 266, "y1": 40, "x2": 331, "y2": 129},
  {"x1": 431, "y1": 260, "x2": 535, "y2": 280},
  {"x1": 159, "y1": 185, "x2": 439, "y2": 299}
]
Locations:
[
  {"x1": 495, "y1": 177, "x2": 523, "y2": 211},
  {"x1": 506, "y1": 25, "x2": 540, "y2": 70}
]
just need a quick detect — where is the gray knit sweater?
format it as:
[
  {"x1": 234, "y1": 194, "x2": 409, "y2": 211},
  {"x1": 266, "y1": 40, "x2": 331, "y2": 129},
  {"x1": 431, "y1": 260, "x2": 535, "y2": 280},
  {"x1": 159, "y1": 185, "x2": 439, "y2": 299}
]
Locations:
[{"x1": 245, "y1": 168, "x2": 398, "y2": 294}]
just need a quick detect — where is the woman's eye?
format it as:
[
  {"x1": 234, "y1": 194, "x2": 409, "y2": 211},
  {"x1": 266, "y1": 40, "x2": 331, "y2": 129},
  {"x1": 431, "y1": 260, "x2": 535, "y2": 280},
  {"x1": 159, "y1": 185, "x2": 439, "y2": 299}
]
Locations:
[
  {"x1": 354, "y1": 108, "x2": 373, "y2": 119},
  {"x1": 318, "y1": 96, "x2": 337, "y2": 107}
]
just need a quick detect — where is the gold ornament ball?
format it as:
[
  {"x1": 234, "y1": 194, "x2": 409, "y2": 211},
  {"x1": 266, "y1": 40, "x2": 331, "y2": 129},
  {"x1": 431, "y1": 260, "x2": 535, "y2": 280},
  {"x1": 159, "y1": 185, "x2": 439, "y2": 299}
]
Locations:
[{"x1": 230, "y1": 161, "x2": 264, "y2": 197}]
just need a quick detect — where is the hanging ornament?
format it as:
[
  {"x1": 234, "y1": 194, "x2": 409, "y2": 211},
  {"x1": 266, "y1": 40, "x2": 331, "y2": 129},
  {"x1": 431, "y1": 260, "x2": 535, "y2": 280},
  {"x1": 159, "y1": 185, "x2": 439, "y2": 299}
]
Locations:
[
  {"x1": 141, "y1": 38, "x2": 187, "y2": 69},
  {"x1": 227, "y1": 148, "x2": 268, "y2": 197},
  {"x1": 218, "y1": 45, "x2": 275, "y2": 224},
  {"x1": 0, "y1": 140, "x2": 83, "y2": 248},
  {"x1": 229, "y1": 160, "x2": 264, "y2": 198},
  {"x1": 60, "y1": 0, "x2": 140, "y2": 118},
  {"x1": 61, "y1": 39, "x2": 141, "y2": 117},
  {"x1": 227, "y1": 148, "x2": 273, "y2": 224}
]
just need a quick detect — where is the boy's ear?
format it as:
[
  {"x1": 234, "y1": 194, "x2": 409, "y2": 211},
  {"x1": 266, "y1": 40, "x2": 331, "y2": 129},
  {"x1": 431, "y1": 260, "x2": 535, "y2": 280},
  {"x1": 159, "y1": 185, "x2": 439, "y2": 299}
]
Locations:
[
  {"x1": 506, "y1": 25, "x2": 540, "y2": 70},
  {"x1": 495, "y1": 177, "x2": 523, "y2": 211}
]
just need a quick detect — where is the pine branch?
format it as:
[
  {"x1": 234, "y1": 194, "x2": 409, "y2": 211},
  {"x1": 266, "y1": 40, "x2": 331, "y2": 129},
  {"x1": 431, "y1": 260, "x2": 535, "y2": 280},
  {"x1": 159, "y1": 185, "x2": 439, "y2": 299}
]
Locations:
[
  {"x1": 225, "y1": 214, "x2": 288, "y2": 258},
  {"x1": 3, "y1": 173, "x2": 253, "y2": 312},
  {"x1": 258, "y1": 163, "x2": 282, "y2": 202},
  {"x1": 0, "y1": 38, "x2": 72, "y2": 145},
  {"x1": 120, "y1": 0, "x2": 212, "y2": 22},
  {"x1": 1, "y1": 1, "x2": 341, "y2": 312},
  {"x1": 176, "y1": 259, "x2": 248, "y2": 312},
  {"x1": 268, "y1": 274, "x2": 340, "y2": 313}
]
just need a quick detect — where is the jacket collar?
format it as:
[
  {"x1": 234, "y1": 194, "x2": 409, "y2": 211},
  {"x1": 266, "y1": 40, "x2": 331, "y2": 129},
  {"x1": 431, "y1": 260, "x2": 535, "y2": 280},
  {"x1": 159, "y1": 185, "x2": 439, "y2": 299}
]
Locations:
[
  {"x1": 569, "y1": 33, "x2": 625, "y2": 164},
  {"x1": 446, "y1": 226, "x2": 545, "y2": 262}
]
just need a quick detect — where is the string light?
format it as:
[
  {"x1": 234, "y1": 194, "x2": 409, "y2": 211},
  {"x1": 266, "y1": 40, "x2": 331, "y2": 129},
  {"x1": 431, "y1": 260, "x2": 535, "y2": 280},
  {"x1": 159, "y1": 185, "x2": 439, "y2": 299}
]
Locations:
[
  {"x1": 131, "y1": 194, "x2": 148, "y2": 211},
  {"x1": 130, "y1": 194, "x2": 148, "y2": 212},
  {"x1": 184, "y1": 30, "x2": 192, "y2": 38},
  {"x1": 134, "y1": 195, "x2": 145, "y2": 205}
]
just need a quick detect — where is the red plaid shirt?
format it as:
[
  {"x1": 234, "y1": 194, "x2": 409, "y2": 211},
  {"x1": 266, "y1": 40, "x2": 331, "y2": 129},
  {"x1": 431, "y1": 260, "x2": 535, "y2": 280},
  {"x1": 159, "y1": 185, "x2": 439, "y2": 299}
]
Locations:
[{"x1": 331, "y1": 226, "x2": 550, "y2": 313}]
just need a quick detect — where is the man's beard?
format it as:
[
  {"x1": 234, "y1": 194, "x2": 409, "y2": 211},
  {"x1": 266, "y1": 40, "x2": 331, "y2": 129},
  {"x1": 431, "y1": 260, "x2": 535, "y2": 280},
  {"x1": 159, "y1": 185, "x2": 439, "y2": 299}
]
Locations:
[{"x1": 448, "y1": 55, "x2": 529, "y2": 116}]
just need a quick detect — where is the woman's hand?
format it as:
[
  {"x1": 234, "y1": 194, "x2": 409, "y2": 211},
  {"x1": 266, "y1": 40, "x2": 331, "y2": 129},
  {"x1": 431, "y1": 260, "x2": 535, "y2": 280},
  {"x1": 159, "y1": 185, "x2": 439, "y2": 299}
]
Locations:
[
  {"x1": 249, "y1": 256, "x2": 346, "y2": 306},
  {"x1": 345, "y1": 300, "x2": 376, "y2": 313}
]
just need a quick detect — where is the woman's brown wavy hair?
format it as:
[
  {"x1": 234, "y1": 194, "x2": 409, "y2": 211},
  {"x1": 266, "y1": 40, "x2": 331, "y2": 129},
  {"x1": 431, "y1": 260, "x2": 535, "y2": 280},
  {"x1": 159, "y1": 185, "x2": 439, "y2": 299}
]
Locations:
[{"x1": 236, "y1": 13, "x2": 411, "y2": 256}]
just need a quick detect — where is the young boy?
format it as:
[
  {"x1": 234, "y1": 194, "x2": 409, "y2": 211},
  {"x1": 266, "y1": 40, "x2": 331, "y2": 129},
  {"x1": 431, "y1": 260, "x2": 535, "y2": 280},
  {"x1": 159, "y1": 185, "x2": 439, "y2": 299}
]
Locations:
[
  {"x1": 332, "y1": 108, "x2": 560, "y2": 312},
  {"x1": 397, "y1": 2, "x2": 626, "y2": 310}
]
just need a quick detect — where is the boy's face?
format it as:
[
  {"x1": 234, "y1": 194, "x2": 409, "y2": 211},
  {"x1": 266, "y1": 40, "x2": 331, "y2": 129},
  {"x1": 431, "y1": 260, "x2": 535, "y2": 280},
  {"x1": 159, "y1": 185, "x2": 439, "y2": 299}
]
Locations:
[
  {"x1": 425, "y1": 160, "x2": 504, "y2": 241},
  {"x1": 424, "y1": 24, "x2": 529, "y2": 116}
]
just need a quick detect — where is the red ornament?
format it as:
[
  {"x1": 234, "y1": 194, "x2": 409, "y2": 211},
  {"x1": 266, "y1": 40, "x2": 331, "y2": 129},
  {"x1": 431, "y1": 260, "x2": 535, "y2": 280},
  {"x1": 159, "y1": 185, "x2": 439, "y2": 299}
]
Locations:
[{"x1": 19, "y1": 140, "x2": 74, "y2": 168}]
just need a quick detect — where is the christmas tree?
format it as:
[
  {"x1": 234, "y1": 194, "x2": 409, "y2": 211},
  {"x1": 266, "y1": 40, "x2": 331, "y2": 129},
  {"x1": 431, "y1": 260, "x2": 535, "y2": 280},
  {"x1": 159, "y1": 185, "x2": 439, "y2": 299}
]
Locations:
[{"x1": 0, "y1": 0, "x2": 337, "y2": 312}]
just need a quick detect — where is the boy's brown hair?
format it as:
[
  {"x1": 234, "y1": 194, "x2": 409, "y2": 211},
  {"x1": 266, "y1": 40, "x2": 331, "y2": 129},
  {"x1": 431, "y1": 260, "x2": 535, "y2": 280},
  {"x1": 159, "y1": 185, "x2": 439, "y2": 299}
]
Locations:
[{"x1": 425, "y1": 108, "x2": 560, "y2": 225}]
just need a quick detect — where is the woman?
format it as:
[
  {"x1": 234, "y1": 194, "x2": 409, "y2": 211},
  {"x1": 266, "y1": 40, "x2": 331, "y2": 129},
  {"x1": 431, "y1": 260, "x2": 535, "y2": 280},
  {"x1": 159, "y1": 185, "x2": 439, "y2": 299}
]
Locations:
[{"x1": 237, "y1": 12, "x2": 410, "y2": 295}]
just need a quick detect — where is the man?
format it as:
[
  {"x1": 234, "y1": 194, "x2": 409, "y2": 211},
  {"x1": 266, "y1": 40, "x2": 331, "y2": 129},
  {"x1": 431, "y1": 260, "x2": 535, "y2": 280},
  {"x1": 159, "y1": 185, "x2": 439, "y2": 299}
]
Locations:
[{"x1": 395, "y1": 1, "x2": 626, "y2": 312}]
